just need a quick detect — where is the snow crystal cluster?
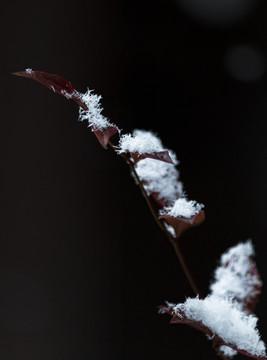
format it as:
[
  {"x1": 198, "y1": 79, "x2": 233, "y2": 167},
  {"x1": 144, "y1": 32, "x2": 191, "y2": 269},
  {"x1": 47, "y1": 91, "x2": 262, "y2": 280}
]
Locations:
[
  {"x1": 161, "y1": 198, "x2": 204, "y2": 219},
  {"x1": 74, "y1": 86, "x2": 204, "y2": 223},
  {"x1": 134, "y1": 151, "x2": 183, "y2": 205},
  {"x1": 118, "y1": 129, "x2": 166, "y2": 155},
  {"x1": 210, "y1": 240, "x2": 262, "y2": 303},
  {"x1": 78, "y1": 89, "x2": 115, "y2": 131},
  {"x1": 118, "y1": 129, "x2": 203, "y2": 224},
  {"x1": 163, "y1": 241, "x2": 266, "y2": 358},
  {"x1": 77, "y1": 87, "x2": 203, "y2": 223},
  {"x1": 173, "y1": 295, "x2": 266, "y2": 357},
  {"x1": 220, "y1": 345, "x2": 238, "y2": 357}
]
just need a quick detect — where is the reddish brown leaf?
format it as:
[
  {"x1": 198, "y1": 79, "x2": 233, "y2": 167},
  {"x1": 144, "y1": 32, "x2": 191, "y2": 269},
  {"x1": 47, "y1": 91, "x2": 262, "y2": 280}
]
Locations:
[
  {"x1": 160, "y1": 304, "x2": 267, "y2": 360},
  {"x1": 130, "y1": 150, "x2": 174, "y2": 164},
  {"x1": 93, "y1": 125, "x2": 119, "y2": 149},
  {"x1": 228, "y1": 348, "x2": 267, "y2": 360},
  {"x1": 13, "y1": 69, "x2": 86, "y2": 108},
  {"x1": 13, "y1": 70, "x2": 118, "y2": 147},
  {"x1": 212, "y1": 342, "x2": 267, "y2": 360},
  {"x1": 170, "y1": 313, "x2": 215, "y2": 338},
  {"x1": 160, "y1": 305, "x2": 214, "y2": 336},
  {"x1": 159, "y1": 210, "x2": 205, "y2": 238}
]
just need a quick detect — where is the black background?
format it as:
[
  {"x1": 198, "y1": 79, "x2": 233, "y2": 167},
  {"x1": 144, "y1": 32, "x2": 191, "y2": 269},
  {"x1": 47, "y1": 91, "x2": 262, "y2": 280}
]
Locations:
[{"x1": 1, "y1": 0, "x2": 267, "y2": 359}]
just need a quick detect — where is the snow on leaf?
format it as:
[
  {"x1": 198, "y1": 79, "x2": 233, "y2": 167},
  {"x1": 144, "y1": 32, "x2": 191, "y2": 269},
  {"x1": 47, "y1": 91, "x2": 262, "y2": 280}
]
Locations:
[
  {"x1": 161, "y1": 198, "x2": 204, "y2": 219},
  {"x1": 133, "y1": 146, "x2": 205, "y2": 236},
  {"x1": 219, "y1": 345, "x2": 238, "y2": 358},
  {"x1": 159, "y1": 210, "x2": 205, "y2": 238},
  {"x1": 159, "y1": 198, "x2": 205, "y2": 237},
  {"x1": 130, "y1": 150, "x2": 173, "y2": 164},
  {"x1": 118, "y1": 129, "x2": 174, "y2": 164},
  {"x1": 13, "y1": 69, "x2": 118, "y2": 148},
  {"x1": 210, "y1": 240, "x2": 262, "y2": 313},
  {"x1": 78, "y1": 89, "x2": 118, "y2": 148},
  {"x1": 134, "y1": 153, "x2": 183, "y2": 207},
  {"x1": 160, "y1": 295, "x2": 266, "y2": 359}
]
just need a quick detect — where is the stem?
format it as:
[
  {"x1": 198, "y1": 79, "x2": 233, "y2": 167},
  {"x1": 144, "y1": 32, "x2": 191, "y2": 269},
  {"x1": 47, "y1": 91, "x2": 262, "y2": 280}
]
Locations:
[
  {"x1": 130, "y1": 165, "x2": 167, "y2": 234},
  {"x1": 108, "y1": 140, "x2": 227, "y2": 360},
  {"x1": 108, "y1": 140, "x2": 202, "y2": 297},
  {"x1": 105, "y1": 134, "x2": 226, "y2": 359},
  {"x1": 108, "y1": 140, "x2": 167, "y2": 232},
  {"x1": 169, "y1": 236, "x2": 203, "y2": 297}
]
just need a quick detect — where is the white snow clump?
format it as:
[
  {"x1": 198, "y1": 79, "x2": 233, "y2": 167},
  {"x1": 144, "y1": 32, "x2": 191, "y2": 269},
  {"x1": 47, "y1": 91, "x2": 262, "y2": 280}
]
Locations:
[
  {"x1": 161, "y1": 198, "x2": 204, "y2": 219},
  {"x1": 173, "y1": 295, "x2": 266, "y2": 357},
  {"x1": 210, "y1": 240, "x2": 262, "y2": 303},
  {"x1": 135, "y1": 150, "x2": 183, "y2": 204},
  {"x1": 118, "y1": 129, "x2": 167, "y2": 155},
  {"x1": 220, "y1": 345, "x2": 238, "y2": 357},
  {"x1": 78, "y1": 89, "x2": 114, "y2": 130}
]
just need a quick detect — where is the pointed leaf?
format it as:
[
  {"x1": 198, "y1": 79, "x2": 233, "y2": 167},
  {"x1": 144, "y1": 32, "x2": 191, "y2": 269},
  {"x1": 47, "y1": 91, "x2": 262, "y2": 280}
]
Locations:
[
  {"x1": 92, "y1": 125, "x2": 119, "y2": 149},
  {"x1": 159, "y1": 210, "x2": 205, "y2": 238},
  {"x1": 160, "y1": 298, "x2": 267, "y2": 360},
  {"x1": 130, "y1": 150, "x2": 174, "y2": 164},
  {"x1": 13, "y1": 69, "x2": 85, "y2": 107},
  {"x1": 13, "y1": 69, "x2": 118, "y2": 147}
]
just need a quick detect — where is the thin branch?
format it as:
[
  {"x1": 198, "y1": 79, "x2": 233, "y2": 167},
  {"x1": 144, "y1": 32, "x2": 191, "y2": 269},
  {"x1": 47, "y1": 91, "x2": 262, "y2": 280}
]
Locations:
[
  {"x1": 108, "y1": 139, "x2": 203, "y2": 298},
  {"x1": 169, "y1": 236, "x2": 203, "y2": 297}
]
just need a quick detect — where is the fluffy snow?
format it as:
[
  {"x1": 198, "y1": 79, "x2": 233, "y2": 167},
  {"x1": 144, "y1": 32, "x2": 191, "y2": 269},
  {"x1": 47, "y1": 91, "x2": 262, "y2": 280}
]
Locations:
[
  {"x1": 173, "y1": 295, "x2": 266, "y2": 357},
  {"x1": 118, "y1": 129, "x2": 168, "y2": 155},
  {"x1": 220, "y1": 345, "x2": 238, "y2": 357},
  {"x1": 210, "y1": 240, "x2": 262, "y2": 303},
  {"x1": 163, "y1": 222, "x2": 177, "y2": 238},
  {"x1": 161, "y1": 198, "x2": 204, "y2": 218},
  {"x1": 134, "y1": 151, "x2": 183, "y2": 204},
  {"x1": 78, "y1": 89, "x2": 114, "y2": 130}
]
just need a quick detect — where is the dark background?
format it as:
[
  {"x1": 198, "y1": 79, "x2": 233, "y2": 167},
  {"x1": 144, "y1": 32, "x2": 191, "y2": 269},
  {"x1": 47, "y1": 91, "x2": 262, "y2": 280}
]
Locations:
[{"x1": 1, "y1": 0, "x2": 267, "y2": 359}]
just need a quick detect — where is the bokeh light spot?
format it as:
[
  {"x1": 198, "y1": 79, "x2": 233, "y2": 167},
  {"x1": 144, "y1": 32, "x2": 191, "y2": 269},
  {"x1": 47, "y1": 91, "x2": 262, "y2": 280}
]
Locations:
[
  {"x1": 176, "y1": 0, "x2": 257, "y2": 26},
  {"x1": 224, "y1": 45, "x2": 265, "y2": 82}
]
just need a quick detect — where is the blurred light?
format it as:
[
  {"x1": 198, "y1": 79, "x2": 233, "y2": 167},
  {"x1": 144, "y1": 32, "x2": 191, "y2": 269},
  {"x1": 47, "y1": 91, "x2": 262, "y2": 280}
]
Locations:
[
  {"x1": 224, "y1": 45, "x2": 265, "y2": 82},
  {"x1": 176, "y1": 0, "x2": 257, "y2": 26}
]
